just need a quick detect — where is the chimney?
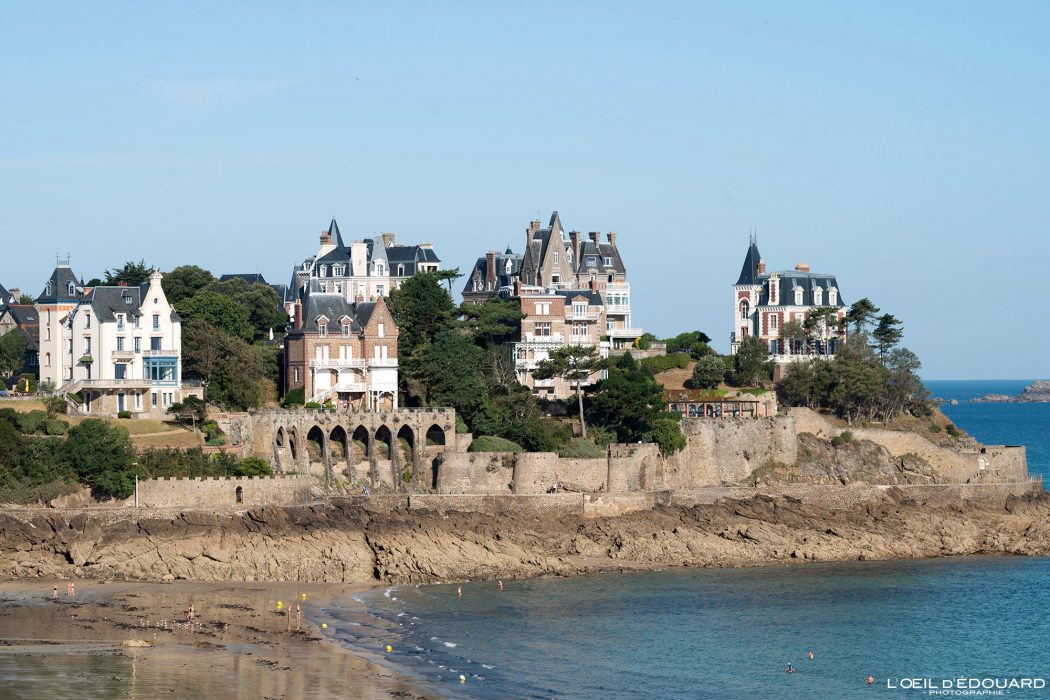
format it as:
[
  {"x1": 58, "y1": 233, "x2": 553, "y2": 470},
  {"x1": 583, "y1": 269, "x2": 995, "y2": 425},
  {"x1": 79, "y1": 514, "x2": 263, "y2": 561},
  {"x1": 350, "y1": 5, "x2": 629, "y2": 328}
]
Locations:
[
  {"x1": 795, "y1": 261, "x2": 810, "y2": 272},
  {"x1": 588, "y1": 231, "x2": 600, "y2": 244},
  {"x1": 513, "y1": 278, "x2": 521, "y2": 296},
  {"x1": 607, "y1": 231, "x2": 617, "y2": 246},
  {"x1": 293, "y1": 299, "x2": 303, "y2": 330},
  {"x1": 589, "y1": 278, "x2": 596, "y2": 292},
  {"x1": 485, "y1": 251, "x2": 497, "y2": 286},
  {"x1": 381, "y1": 232, "x2": 395, "y2": 248},
  {"x1": 118, "y1": 281, "x2": 128, "y2": 287},
  {"x1": 320, "y1": 228, "x2": 332, "y2": 246},
  {"x1": 757, "y1": 258, "x2": 766, "y2": 274},
  {"x1": 569, "y1": 231, "x2": 580, "y2": 255},
  {"x1": 9, "y1": 288, "x2": 19, "y2": 302},
  {"x1": 528, "y1": 219, "x2": 541, "y2": 235}
]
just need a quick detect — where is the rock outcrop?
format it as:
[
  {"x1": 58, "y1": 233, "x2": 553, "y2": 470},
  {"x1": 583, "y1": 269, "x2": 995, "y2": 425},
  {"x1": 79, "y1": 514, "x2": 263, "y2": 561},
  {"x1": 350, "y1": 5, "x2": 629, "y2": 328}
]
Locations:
[
  {"x1": 974, "y1": 380, "x2": 1050, "y2": 403},
  {"x1": 3, "y1": 492, "x2": 1050, "y2": 584}
]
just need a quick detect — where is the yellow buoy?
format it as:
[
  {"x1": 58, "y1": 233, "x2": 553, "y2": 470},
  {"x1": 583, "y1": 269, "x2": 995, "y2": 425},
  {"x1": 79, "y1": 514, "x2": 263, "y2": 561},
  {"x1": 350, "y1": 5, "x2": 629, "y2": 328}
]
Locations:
[
  {"x1": 277, "y1": 600, "x2": 283, "y2": 609},
  {"x1": 301, "y1": 593, "x2": 307, "y2": 600},
  {"x1": 459, "y1": 674, "x2": 466, "y2": 683},
  {"x1": 321, "y1": 623, "x2": 328, "y2": 629},
  {"x1": 385, "y1": 644, "x2": 392, "y2": 652}
]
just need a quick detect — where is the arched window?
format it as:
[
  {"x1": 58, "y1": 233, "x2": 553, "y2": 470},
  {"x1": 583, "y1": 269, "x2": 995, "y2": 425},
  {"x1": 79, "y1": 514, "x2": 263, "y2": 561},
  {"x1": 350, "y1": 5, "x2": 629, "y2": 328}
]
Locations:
[
  {"x1": 794, "y1": 286, "x2": 803, "y2": 306},
  {"x1": 829, "y1": 288, "x2": 838, "y2": 306},
  {"x1": 45, "y1": 281, "x2": 52, "y2": 296},
  {"x1": 814, "y1": 287, "x2": 824, "y2": 305},
  {"x1": 397, "y1": 264, "x2": 404, "y2": 276},
  {"x1": 740, "y1": 300, "x2": 750, "y2": 319},
  {"x1": 319, "y1": 265, "x2": 327, "y2": 277},
  {"x1": 235, "y1": 486, "x2": 243, "y2": 504},
  {"x1": 67, "y1": 282, "x2": 76, "y2": 296}
]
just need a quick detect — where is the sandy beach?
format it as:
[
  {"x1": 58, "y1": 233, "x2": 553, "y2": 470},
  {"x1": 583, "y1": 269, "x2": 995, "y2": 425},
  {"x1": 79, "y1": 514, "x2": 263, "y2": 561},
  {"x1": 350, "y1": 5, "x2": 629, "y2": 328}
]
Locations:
[{"x1": 0, "y1": 580, "x2": 433, "y2": 699}]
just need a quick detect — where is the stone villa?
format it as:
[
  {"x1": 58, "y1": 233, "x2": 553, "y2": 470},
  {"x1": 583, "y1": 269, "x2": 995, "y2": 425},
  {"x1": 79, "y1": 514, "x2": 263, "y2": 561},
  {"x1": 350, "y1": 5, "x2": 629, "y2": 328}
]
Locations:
[{"x1": 731, "y1": 237, "x2": 847, "y2": 379}]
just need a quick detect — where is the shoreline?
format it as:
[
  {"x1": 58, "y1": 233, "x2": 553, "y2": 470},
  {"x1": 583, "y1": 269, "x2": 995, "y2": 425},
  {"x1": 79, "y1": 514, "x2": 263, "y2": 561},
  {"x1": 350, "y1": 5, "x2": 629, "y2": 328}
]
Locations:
[{"x1": 0, "y1": 580, "x2": 435, "y2": 700}]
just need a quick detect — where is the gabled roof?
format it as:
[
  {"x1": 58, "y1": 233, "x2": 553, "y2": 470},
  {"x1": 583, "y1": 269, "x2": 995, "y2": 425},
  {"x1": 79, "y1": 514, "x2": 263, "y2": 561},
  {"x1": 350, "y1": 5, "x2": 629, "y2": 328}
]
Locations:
[
  {"x1": 462, "y1": 249, "x2": 523, "y2": 295},
  {"x1": 80, "y1": 286, "x2": 144, "y2": 322},
  {"x1": 36, "y1": 264, "x2": 82, "y2": 304},
  {"x1": 736, "y1": 240, "x2": 763, "y2": 286},
  {"x1": 296, "y1": 293, "x2": 381, "y2": 335},
  {"x1": 0, "y1": 283, "x2": 10, "y2": 308},
  {"x1": 328, "y1": 218, "x2": 345, "y2": 248},
  {"x1": 759, "y1": 271, "x2": 845, "y2": 308},
  {"x1": 0, "y1": 305, "x2": 39, "y2": 351},
  {"x1": 575, "y1": 240, "x2": 625, "y2": 274},
  {"x1": 556, "y1": 289, "x2": 603, "y2": 305}
]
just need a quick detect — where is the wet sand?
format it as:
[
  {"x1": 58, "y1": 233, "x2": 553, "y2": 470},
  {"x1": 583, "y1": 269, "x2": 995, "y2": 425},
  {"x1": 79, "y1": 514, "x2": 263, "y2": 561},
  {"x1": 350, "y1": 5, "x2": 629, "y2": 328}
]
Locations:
[{"x1": 0, "y1": 580, "x2": 433, "y2": 699}]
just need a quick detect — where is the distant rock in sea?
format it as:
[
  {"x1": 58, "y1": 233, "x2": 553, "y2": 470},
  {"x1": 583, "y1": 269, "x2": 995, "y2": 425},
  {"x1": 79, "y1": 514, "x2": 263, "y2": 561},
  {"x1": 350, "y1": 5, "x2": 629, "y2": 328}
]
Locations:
[{"x1": 973, "y1": 380, "x2": 1050, "y2": 403}]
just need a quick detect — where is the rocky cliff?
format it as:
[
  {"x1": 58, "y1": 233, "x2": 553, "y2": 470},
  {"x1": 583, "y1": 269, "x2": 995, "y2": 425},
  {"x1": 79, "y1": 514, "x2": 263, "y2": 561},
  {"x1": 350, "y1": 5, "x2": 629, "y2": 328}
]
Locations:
[
  {"x1": 3, "y1": 492, "x2": 1050, "y2": 584},
  {"x1": 974, "y1": 380, "x2": 1050, "y2": 403}
]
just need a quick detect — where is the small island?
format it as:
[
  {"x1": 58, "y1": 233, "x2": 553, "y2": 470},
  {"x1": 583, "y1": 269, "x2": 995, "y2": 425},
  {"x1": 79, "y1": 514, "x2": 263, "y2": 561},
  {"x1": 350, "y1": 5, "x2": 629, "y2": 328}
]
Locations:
[{"x1": 973, "y1": 380, "x2": 1050, "y2": 403}]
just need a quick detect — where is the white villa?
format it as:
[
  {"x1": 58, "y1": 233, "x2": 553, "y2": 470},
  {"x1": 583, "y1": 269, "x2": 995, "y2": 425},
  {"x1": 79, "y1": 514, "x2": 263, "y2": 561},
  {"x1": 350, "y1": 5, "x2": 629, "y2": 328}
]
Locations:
[{"x1": 36, "y1": 263, "x2": 201, "y2": 417}]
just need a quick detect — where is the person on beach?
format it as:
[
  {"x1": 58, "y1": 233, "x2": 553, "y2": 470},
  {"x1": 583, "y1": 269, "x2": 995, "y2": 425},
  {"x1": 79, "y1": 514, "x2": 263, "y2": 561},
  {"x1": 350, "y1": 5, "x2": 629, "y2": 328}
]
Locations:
[
  {"x1": 456, "y1": 586, "x2": 462, "y2": 597},
  {"x1": 70, "y1": 582, "x2": 75, "y2": 597},
  {"x1": 66, "y1": 581, "x2": 72, "y2": 597},
  {"x1": 296, "y1": 603, "x2": 302, "y2": 631},
  {"x1": 52, "y1": 585, "x2": 58, "y2": 599},
  {"x1": 187, "y1": 604, "x2": 195, "y2": 625}
]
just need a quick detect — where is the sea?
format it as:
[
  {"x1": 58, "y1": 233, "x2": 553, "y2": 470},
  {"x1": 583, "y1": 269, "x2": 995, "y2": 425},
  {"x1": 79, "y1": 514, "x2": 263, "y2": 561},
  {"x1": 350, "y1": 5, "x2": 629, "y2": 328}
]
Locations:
[{"x1": 317, "y1": 379, "x2": 1050, "y2": 699}]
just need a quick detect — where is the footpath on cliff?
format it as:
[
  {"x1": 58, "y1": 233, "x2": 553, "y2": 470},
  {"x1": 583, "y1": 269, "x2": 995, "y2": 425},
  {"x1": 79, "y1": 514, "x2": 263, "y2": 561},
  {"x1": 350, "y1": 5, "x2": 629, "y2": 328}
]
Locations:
[{"x1": 3, "y1": 490, "x2": 1050, "y2": 585}]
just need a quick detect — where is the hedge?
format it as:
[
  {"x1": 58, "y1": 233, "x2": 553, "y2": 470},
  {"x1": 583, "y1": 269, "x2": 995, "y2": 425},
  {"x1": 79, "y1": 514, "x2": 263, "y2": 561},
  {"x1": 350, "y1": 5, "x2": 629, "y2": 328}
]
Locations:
[{"x1": 468, "y1": 436, "x2": 523, "y2": 453}]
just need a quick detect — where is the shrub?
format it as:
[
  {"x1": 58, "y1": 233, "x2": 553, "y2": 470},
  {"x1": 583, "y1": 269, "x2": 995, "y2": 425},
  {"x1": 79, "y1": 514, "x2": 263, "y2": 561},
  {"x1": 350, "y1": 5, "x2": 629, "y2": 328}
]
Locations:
[
  {"x1": 455, "y1": 416, "x2": 469, "y2": 434},
  {"x1": 945, "y1": 424, "x2": 961, "y2": 438},
  {"x1": 648, "y1": 416, "x2": 686, "y2": 456},
  {"x1": 304, "y1": 402, "x2": 322, "y2": 410},
  {"x1": 44, "y1": 419, "x2": 67, "y2": 436},
  {"x1": 640, "y1": 352, "x2": 690, "y2": 374},
  {"x1": 558, "y1": 438, "x2": 605, "y2": 458},
  {"x1": 206, "y1": 437, "x2": 226, "y2": 446},
  {"x1": 468, "y1": 435, "x2": 523, "y2": 453},
  {"x1": 281, "y1": 387, "x2": 305, "y2": 408},
  {"x1": 691, "y1": 355, "x2": 726, "y2": 389},
  {"x1": 15, "y1": 411, "x2": 47, "y2": 434},
  {"x1": 323, "y1": 401, "x2": 336, "y2": 412},
  {"x1": 92, "y1": 469, "x2": 135, "y2": 500},
  {"x1": 117, "y1": 410, "x2": 132, "y2": 419},
  {"x1": 402, "y1": 468, "x2": 414, "y2": 483},
  {"x1": 233, "y1": 455, "x2": 272, "y2": 477},
  {"x1": 928, "y1": 423, "x2": 942, "y2": 434},
  {"x1": 45, "y1": 396, "x2": 67, "y2": 416},
  {"x1": 202, "y1": 420, "x2": 223, "y2": 442}
]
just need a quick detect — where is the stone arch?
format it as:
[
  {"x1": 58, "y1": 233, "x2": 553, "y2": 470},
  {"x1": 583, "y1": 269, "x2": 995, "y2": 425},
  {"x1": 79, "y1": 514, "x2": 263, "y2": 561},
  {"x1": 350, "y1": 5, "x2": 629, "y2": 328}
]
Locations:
[
  {"x1": 425, "y1": 424, "x2": 446, "y2": 447},
  {"x1": 329, "y1": 425, "x2": 348, "y2": 463},
  {"x1": 396, "y1": 424, "x2": 416, "y2": 476},
  {"x1": 306, "y1": 425, "x2": 326, "y2": 462},
  {"x1": 288, "y1": 426, "x2": 300, "y2": 463},
  {"x1": 351, "y1": 425, "x2": 370, "y2": 460},
  {"x1": 235, "y1": 486, "x2": 243, "y2": 504},
  {"x1": 375, "y1": 425, "x2": 393, "y2": 460},
  {"x1": 273, "y1": 426, "x2": 287, "y2": 472}
]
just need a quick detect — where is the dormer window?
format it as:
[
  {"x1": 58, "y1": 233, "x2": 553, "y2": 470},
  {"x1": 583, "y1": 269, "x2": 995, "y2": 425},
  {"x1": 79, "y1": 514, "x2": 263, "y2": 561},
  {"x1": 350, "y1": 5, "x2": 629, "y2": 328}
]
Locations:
[
  {"x1": 794, "y1": 287, "x2": 803, "y2": 306},
  {"x1": 45, "y1": 281, "x2": 53, "y2": 296},
  {"x1": 587, "y1": 256, "x2": 596, "y2": 267},
  {"x1": 342, "y1": 323, "x2": 351, "y2": 338},
  {"x1": 319, "y1": 265, "x2": 327, "y2": 277},
  {"x1": 566, "y1": 252, "x2": 572, "y2": 264},
  {"x1": 829, "y1": 288, "x2": 838, "y2": 306},
  {"x1": 318, "y1": 322, "x2": 328, "y2": 337},
  {"x1": 604, "y1": 257, "x2": 612, "y2": 267},
  {"x1": 123, "y1": 293, "x2": 133, "y2": 305},
  {"x1": 397, "y1": 264, "x2": 405, "y2": 276},
  {"x1": 505, "y1": 259, "x2": 513, "y2": 274},
  {"x1": 814, "y1": 287, "x2": 824, "y2": 306},
  {"x1": 376, "y1": 262, "x2": 385, "y2": 275}
]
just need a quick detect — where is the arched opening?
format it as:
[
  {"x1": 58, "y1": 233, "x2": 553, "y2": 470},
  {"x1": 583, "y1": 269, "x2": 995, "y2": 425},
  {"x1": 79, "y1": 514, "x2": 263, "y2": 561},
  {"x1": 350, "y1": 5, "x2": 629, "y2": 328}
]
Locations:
[
  {"x1": 275, "y1": 427, "x2": 286, "y2": 448},
  {"x1": 396, "y1": 425, "x2": 415, "y2": 480},
  {"x1": 288, "y1": 428, "x2": 299, "y2": 462},
  {"x1": 375, "y1": 425, "x2": 393, "y2": 460},
  {"x1": 330, "y1": 425, "x2": 348, "y2": 463},
  {"x1": 351, "y1": 425, "x2": 370, "y2": 460},
  {"x1": 425, "y1": 424, "x2": 446, "y2": 447},
  {"x1": 306, "y1": 425, "x2": 325, "y2": 462},
  {"x1": 235, "y1": 486, "x2": 243, "y2": 504}
]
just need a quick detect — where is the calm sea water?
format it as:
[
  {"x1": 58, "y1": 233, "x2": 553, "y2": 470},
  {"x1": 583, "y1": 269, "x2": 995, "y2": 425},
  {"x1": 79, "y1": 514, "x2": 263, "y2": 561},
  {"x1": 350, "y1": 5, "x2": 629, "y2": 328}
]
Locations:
[{"x1": 318, "y1": 379, "x2": 1050, "y2": 699}]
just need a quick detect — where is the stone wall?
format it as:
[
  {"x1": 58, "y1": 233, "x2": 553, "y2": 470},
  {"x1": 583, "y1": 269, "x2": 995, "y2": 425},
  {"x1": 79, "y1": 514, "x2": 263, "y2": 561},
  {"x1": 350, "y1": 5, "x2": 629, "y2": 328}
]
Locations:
[
  {"x1": 433, "y1": 452, "x2": 515, "y2": 495},
  {"x1": 129, "y1": 474, "x2": 314, "y2": 509},
  {"x1": 677, "y1": 416, "x2": 799, "y2": 487},
  {"x1": 582, "y1": 492, "x2": 655, "y2": 517},
  {"x1": 407, "y1": 493, "x2": 584, "y2": 517},
  {"x1": 668, "y1": 480, "x2": 1044, "y2": 510}
]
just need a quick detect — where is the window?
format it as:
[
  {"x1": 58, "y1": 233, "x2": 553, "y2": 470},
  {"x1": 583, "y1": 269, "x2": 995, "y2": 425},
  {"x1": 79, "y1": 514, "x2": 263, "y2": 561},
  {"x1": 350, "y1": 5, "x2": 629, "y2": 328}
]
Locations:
[
  {"x1": 769, "y1": 339, "x2": 778, "y2": 354},
  {"x1": 67, "y1": 281, "x2": 76, "y2": 296},
  {"x1": 769, "y1": 314, "x2": 778, "y2": 331},
  {"x1": 342, "y1": 323, "x2": 351, "y2": 338},
  {"x1": 318, "y1": 323, "x2": 328, "y2": 337},
  {"x1": 535, "y1": 302, "x2": 550, "y2": 315},
  {"x1": 117, "y1": 314, "x2": 125, "y2": 331},
  {"x1": 572, "y1": 322, "x2": 587, "y2": 337},
  {"x1": 378, "y1": 323, "x2": 385, "y2": 338},
  {"x1": 829, "y1": 288, "x2": 838, "y2": 306},
  {"x1": 45, "y1": 281, "x2": 52, "y2": 296},
  {"x1": 604, "y1": 257, "x2": 612, "y2": 266},
  {"x1": 152, "y1": 314, "x2": 160, "y2": 330},
  {"x1": 45, "y1": 352, "x2": 51, "y2": 367},
  {"x1": 84, "y1": 311, "x2": 91, "y2": 329},
  {"x1": 151, "y1": 337, "x2": 161, "y2": 351},
  {"x1": 794, "y1": 287, "x2": 803, "y2": 306},
  {"x1": 376, "y1": 285, "x2": 384, "y2": 297},
  {"x1": 319, "y1": 265, "x2": 327, "y2": 277},
  {"x1": 294, "y1": 367, "x2": 299, "y2": 383},
  {"x1": 334, "y1": 282, "x2": 342, "y2": 294},
  {"x1": 535, "y1": 322, "x2": 552, "y2": 336},
  {"x1": 333, "y1": 264, "x2": 344, "y2": 276},
  {"x1": 553, "y1": 252, "x2": 560, "y2": 265},
  {"x1": 377, "y1": 263, "x2": 385, "y2": 275},
  {"x1": 740, "y1": 300, "x2": 750, "y2": 319},
  {"x1": 152, "y1": 393, "x2": 158, "y2": 407},
  {"x1": 551, "y1": 275, "x2": 560, "y2": 284},
  {"x1": 814, "y1": 287, "x2": 824, "y2": 305},
  {"x1": 85, "y1": 337, "x2": 92, "y2": 353},
  {"x1": 134, "y1": 337, "x2": 141, "y2": 353},
  {"x1": 505, "y1": 259, "x2": 513, "y2": 274},
  {"x1": 397, "y1": 264, "x2": 405, "y2": 276},
  {"x1": 123, "y1": 293, "x2": 133, "y2": 305},
  {"x1": 116, "y1": 336, "x2": 124, "y2": 351},
  {"x1": 573, "y1": 302, "x2": 587, "y2": 317}
]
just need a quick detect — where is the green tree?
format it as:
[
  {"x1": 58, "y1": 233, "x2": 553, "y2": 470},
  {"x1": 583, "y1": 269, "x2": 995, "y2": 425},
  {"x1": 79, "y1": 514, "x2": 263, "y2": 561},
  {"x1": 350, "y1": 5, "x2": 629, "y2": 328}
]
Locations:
[
  {"x1": 587, "y1": 354, "x2": 670, "y2": 445},
  {"x1": 534, "y1": 345, "x2": 602, "y2": 438},
  {"x1": 872, "y1": 313, "x2": 904, "y2": 361},
  {"x1": 162, "y1": 265, "x2": 216, "y2": 305},
  {"x1": 233, "y1": 455, "x2": 273, "y2": 477},
  {"x1": 104, "y1": 259, "x2": 155, "y2": 286},
  {"x1": 168, "y1": 395, "x2": 207, "y2": 431},
  {"x1": 64, "y1": 419, "x2": 133, "y2": 480},
  {"x1": 846, "y1": 298, "x2": 880, "y2": 335},
  {"x1": 181, "y1": 319, "x2": 272, "y2": 410},
  {"x1": 0, "y1": 419, "x2": 23, "y2": 469},
  {"x1": 17, "y1": 293, "x2": 34, "y2": 305},
  {"x1": 420, "y1": 330, "x2": 491, "y2": 427},
  {"x1": 691, "y1": 354, "x2": 725, "y2": 389},
  {"x1": 435, "y1": 268, "x2": 463, "y2": 293},
  {"x1": 781, "y1": 319, "x2": 808, "y2": 355},
  {"x1": 0, "y1": 331, "x2": 27, "y2": 377},
  {"x1": 803, "y1": 307, "x2": 841, "y2": 355},
  {"x1": 178, "y1": 291, "x2": 255, "y2": 342},
  {"x1": 460, "y1": 298, "x2": 524, "y2": 349},
  {"x1": 387, "y1": 272, "x2": 459, "y2": 403},
  {"x1": 205, "y1": 277, "x2": 286, "y2": 340},
  {"x1": 732, "y1": 335, "x2": 772, "y2": 387}
]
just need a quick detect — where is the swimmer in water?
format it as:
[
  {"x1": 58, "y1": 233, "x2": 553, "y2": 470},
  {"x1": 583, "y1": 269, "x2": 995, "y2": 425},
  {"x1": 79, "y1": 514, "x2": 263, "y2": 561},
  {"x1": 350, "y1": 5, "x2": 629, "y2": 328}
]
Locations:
[
  {"x1": 785, "y1": 663, "x2": 796, "y2": 673},
  {"x1": 808, "y1": 651, "x2": 814, "y2": 661},
  {"x1": 456, "y1": 586, "x2": 462, "y2": 597},
  {"x1": 867, "y1": 675, "x2": 874, "y2": 685},
  {"x1": 497, "y1": 580, "x2": 503, "y2": 591}
]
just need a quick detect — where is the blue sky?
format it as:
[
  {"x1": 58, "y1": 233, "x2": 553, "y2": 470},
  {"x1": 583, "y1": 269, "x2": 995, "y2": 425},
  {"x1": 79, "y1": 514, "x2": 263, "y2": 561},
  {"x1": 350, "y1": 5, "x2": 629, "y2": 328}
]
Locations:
[{"x1": 2, "y1": 2, "x2": 1047, "y2": 379}]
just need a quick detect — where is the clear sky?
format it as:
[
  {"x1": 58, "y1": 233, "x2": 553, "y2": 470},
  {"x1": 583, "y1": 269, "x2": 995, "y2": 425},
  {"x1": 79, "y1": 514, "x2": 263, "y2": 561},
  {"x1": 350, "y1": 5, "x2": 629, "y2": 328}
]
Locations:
[{"x1": 2, "y1": 2, "x2": 1047, "y2": 379}]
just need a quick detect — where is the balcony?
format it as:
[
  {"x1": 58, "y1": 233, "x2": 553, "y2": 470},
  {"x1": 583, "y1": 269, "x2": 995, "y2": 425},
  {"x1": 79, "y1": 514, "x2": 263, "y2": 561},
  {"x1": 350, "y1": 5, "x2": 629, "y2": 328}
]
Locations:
[
  {"x1": 310, "y1": 358, "x2": 366, "y2": 370},
  {"x1": 605, "y1": 304, "x2": 631, "y2": 314},
  {"x1": 368, "y1": 357, "x2": 398, "y2": 367},
  {"x1": 522, "y1": 332, "x2": 564, "y2": 344},
  {"x1": 143, "y1": 348, "x2": 179, "y2": 358},
  {"x1": 77, "y1": 378, "x2": 151, "y2": 390},
  {"x1": 565, "y1": 308, "x2": 600, "y2": 321},
  {"x1": 324, "y1": 382, "x2": 368, "y2": 393},
  {"x1": 607, "y1": 327, "x2": 644, "y2": 338},
  {"x1": 112, "y1": 350, "x2": 135, "y2": 361}
]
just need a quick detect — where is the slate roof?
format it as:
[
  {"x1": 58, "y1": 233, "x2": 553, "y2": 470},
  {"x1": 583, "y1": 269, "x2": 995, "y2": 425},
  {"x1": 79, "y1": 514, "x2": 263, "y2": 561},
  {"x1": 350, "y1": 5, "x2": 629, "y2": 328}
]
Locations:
[
  {"x1": 759, "y1": 271, "x2": 845, "y2": 308},
  {"x1": 462, "y1": 248, "x2": 523, "y2": 296},
  {"x1": 36, "y1": 264, "x2": 82, "y2": 304},
  {"x1": 735, "y1": 241, "x2": 763, "y2": 286},
  {"x1": 556, "y1": 289, "x2": 603, "y2": 305},
  {"x1": 386, "y1": 244, "x2": 441, "y2": 276},
  {"x1": 220, "y1": 273, "x2": 269, "y2": 286},
  {"x1": 80, "y1": 286, "x2": 144, "y2": 322},
  {"x1": 294, "y1": 292, "x2": 378, "y2": 335},
  {"x1": 573, "y1": 239, "x2": 625, "y2": 274},
  {"x1": 1, "y1": 305, "x2": 39, "y2": 351},
  {"x1": 0, "y1": 283, "x2": 10, "y2": 308}
]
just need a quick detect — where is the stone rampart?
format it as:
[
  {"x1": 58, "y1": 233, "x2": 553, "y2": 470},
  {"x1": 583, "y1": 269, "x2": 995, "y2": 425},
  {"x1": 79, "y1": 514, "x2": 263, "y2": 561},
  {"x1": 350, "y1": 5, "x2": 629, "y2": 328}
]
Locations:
[
  {"x1": 434, "y1": 452, "x2": 515, "y2": 495},
  {"x1": 131, "y1": 474, "x2": 314, "y2": 509},
  {"x1": 677, "y1": 416, "x2": 799, "y2": 486},
  {"x1": 582, "y1": 492, "x2": 655, "y2": 517},
  {"x1": 408, "y1": 493, "x2": 584, "y2": 517}
]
